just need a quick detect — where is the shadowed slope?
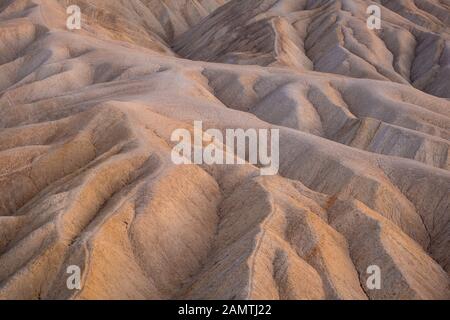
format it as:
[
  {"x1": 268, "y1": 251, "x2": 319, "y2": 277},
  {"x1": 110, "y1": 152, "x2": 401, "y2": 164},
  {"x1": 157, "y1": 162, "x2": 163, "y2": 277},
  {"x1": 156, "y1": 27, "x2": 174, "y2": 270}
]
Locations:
[{"x1": 174, "y1": 0, "x2": 450, "y2": 98}]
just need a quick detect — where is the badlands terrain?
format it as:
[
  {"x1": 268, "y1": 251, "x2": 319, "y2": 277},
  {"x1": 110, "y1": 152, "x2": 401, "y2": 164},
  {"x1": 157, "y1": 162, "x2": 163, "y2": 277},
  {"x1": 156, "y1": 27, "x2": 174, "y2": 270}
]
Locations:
[{"x1": 0, "y1": 0, "x2": 450, "y2": 300}]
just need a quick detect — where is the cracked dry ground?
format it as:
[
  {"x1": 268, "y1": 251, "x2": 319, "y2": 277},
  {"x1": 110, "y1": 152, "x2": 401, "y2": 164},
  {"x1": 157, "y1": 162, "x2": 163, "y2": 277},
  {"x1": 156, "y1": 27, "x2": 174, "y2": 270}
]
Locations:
[{"x1": 0, "y1": 0, "x2": 449, "y2": 300}]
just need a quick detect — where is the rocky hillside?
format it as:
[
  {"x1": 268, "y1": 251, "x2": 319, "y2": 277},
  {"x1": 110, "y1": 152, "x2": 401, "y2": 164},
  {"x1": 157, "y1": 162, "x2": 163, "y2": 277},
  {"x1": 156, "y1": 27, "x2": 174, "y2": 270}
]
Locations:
[{"x1": 0, "y1": 0, "x2": 449, "y2": 299}]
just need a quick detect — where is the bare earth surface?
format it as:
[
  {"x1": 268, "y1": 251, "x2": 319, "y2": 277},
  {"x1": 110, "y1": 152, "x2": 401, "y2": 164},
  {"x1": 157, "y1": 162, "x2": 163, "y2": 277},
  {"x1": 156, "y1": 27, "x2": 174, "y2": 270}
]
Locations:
[{"x1": 0, "y1": 0, "x2": 449, "y2": 300}]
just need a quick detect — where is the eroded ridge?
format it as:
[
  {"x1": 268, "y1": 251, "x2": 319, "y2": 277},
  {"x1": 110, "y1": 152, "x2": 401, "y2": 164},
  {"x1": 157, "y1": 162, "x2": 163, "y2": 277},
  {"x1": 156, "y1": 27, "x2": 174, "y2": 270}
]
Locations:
[{"x1": 0, "y1": 0, "x2": 449, "y2": 300}]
